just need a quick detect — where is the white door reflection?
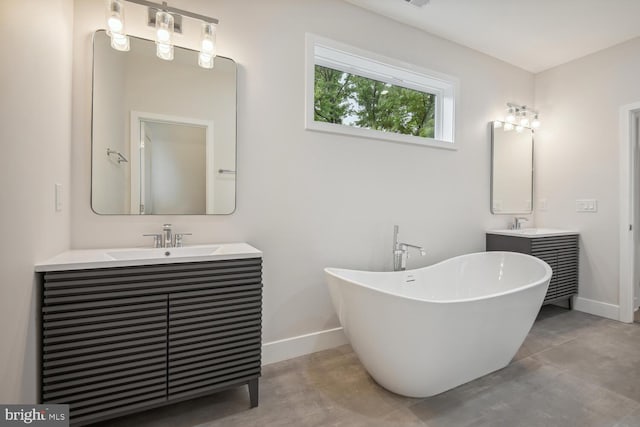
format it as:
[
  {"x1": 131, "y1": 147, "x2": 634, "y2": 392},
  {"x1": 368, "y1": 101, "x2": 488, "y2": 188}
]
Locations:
[{"x1": 131, "y1": 112, "x2": 214, "y2": 214}]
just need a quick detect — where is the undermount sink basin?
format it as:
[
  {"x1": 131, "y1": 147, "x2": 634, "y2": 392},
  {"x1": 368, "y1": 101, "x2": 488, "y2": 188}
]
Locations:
[
  {"x1": 106, "y1": 245, "x2": 220, "y2": 261},
  {"x1": 487, "y1": 228, "x2": 578, "y2": 238}
]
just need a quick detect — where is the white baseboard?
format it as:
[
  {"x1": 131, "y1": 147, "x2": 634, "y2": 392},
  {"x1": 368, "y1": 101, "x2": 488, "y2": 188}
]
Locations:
[
  {"x1": 573, "y1": 296, "x2": 620, "y2": 321},
  {"x1": 262, "y1": 327, "x2": 348, "y2": 366}
]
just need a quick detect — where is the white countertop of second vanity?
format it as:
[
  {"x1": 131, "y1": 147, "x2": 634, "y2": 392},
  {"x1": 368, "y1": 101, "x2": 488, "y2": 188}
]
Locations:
[
  {"x1": 35, "y1": 242, "x2": 262, "y2": 272},
  {"x1": 486, "y1": 228, "x2": 579, "y2": 238}
]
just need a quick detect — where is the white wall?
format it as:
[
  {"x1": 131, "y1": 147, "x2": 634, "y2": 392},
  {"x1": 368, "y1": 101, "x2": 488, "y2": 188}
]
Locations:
[
  {"x1": 72, "y1": 0, "x2": 533, "y2": 348},
  {"x1": 534, "y1": 36, "x2": 640, "y2": 315},
  {"x1": 0, "y1": 0, "x2": 73, "y2": 402}
]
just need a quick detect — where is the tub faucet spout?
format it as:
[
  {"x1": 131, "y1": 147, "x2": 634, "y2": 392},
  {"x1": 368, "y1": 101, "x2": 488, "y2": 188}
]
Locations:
[{"x1": 393, "y1": 225, "x2": 426, "y2": 271}]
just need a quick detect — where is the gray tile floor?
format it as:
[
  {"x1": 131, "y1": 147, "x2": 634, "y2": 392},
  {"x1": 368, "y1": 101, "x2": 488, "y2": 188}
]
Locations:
[{"x1": 95, "y1": 306, "x2": 640, "y2": 427}]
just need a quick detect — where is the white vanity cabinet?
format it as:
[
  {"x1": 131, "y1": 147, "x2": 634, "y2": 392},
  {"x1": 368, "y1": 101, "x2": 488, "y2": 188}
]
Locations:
[{"x1": 36, "y1": 245, "x2": 262, "y2": 426}]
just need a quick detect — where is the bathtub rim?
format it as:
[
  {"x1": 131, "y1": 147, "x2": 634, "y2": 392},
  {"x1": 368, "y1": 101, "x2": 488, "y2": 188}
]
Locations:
[{"x1": 325, "y1": 251, "x2": 552, "y2": 305}]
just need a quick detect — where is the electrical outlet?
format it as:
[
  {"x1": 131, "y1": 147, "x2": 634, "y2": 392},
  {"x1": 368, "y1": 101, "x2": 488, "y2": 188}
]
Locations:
[{"x1": 576, "y1": 199, "x2": 597, "y2": 213}]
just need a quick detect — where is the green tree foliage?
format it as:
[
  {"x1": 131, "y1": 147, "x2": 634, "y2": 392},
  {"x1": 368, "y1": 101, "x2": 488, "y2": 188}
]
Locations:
[
  {"x1": 314, "y1": 65, "x2": 435, "y2": 138},
  {"x1": 314, "y1": 66, "x2": 352, "y2": 124}
]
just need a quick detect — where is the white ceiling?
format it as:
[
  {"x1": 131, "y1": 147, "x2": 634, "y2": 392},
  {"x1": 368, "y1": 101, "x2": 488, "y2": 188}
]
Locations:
[{"x1": 345, "y1": 0, "x2": 640, "y2": 73}]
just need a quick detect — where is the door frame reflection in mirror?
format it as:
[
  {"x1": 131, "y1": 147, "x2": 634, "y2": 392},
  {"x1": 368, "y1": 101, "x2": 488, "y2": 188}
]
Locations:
[
  {"x1": 490, "y1": 121, "x2": 534, "y2": 215},
  {"x1": 130, "y1": 111, "x2": 214, "y2": 214}
]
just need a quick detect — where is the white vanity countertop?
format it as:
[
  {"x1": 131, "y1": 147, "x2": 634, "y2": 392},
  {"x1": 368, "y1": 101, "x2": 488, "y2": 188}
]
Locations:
[
  {"x1": 35, "y1": 243, "x2": 262, "y2": 272},
  {"x1": 486, "y1": 228, "x2": 579, "y2": 238}
]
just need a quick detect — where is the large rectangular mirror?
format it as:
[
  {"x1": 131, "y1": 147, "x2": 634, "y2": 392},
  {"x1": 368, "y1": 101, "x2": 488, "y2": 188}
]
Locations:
[
  {"x1": 91, "y1": 30, "x2": 236, "y2": 215},
  {"x1": 490, "y1": 122, "x2": 533, "y2": 214}
]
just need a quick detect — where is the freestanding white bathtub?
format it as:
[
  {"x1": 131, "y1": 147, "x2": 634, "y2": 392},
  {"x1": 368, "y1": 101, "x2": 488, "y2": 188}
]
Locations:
[{"x1": 325, "y1": 251, "x2": 552, "y2": 397}]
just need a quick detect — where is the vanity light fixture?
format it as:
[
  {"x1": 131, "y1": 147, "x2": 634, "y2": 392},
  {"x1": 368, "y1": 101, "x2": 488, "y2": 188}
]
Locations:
[
  {"x1": 155, "y1": 10, "x2": 174, "y2": 61},
  {"x1": 494, "y1": 103, "x2": 541, "y2": 132},
  {"x1": 106, "y1": 0, "x2": 130, "y2": 51},
  {"x1": 198, "y1": 22, "x2": 217, "y2": 69},
  {"x1": 505, "y1": 107, "x2": 516, "y2": 123},
  {"x1": 531, "y1": 114, "x2": 541, "y2": 129},
  {"x1": 104, "y1": 0, "x2": 219, "y2": 68}
]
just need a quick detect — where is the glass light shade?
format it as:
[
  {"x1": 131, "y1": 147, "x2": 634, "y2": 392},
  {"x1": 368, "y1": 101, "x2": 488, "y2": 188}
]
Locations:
[
  {"x1": 155, "y1": 11, "x2": 174, "y2": 52},
  {"x1": 505, "y1": 108, "x2": 516, "y2": 123},
  {"x1": 503, "y1": 122, "x2": 514, "y2": 131},
  {"x1": 531, "y1": 117, "x2": 541, "y2": 128},
  {"x1": 493, "y1": 120, "x2": 502, "y2": 128},
  {"x1": 515, "y1": 125, "x2": 524, "y2": 133},
  {"x1": 520, "y1": 117, "x2": 530, "y2": 127},
  {"x1": 156, "y1": 42, "x2": 174, "y2": 61},
  {"x1": 198, "y1": 53, "x2": 214, "y2": 69},
  {"x1": 106, "y1": 0, "x2": 125, "y2": 36},
  {"x1": 110, "y1": 33, "x2": 130, "y2": 51},
  {"x1": 200, "y1": 23, "x2": 217, "y2": 56}
]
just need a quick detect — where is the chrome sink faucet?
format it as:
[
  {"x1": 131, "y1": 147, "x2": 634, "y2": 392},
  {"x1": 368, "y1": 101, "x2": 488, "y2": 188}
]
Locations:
[
  {"x1": 393, "y1": 225, "x2": 426, "y2": 271},
  {"x1": 512, "y1": 217, "x2": 529, "y2": 230},
  {"x1": 144, "y1": 224, "x2": 191, "y2": 248},
  {"x1": 162, "y1": 224, "x2": 172, "y2": 248}
]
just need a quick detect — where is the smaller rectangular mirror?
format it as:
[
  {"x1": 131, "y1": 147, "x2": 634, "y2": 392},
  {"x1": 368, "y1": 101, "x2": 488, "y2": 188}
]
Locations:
[{"x1": 490, "y1": 122, "x2": 533, "y2": 214}]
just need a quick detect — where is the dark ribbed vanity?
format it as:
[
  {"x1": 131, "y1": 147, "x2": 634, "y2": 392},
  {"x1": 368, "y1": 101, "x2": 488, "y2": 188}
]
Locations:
[
  {"x1": 36, "y1": 244, "x2": 262, "y2": 426},
  {"x1": 486, "y1": 230, "x2": 579, "y2": 307}
]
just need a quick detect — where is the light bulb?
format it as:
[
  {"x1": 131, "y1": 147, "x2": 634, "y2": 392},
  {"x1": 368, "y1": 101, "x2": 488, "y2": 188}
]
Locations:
[
  {"x1": 108, "y1": 16, "x2": 123, "y2": 33},
  {"x1": 515, "y1": 125, "x2": 524, "y2": 133},
  {"x1": 493, "y1": 120, "x2": 502, "y2": 129},
  {"x1": 505, "y1": 108, "x2": 516, "y2": 123},
  {"x1": 520, "y1": 117, "x2": 529, "y2": 127},
  {"x1": 202, "y1": 39, "x2": 214, "y2": 52},
  {"x1": 157, "y1": 28, "x2": 170, "y2": 43},
  {"x1": 503, "y1": 122, "x2": 514, "y2": 131}
]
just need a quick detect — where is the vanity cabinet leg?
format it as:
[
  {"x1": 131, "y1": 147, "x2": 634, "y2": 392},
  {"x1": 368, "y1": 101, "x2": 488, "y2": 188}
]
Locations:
[
  {"x1": 249, "y1": 378, "x2": 259, "y2": 408},
  {"x1": 568, "y1": 297, "x2": 573, "y2": 310}
]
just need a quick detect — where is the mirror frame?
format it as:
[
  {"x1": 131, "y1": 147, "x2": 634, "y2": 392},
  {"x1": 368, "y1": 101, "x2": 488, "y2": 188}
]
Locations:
[
  {"x1": 490, "y1": 121, "x2": 534, "y2": 215},
  {"x1": 90, "y1": 30, "x2": 238, "y2": 215}
]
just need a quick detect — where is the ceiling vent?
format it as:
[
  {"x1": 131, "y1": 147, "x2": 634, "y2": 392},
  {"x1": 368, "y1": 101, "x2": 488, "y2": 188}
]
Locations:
[{"x1": 404, "y1": 0, "x2": 430, "y2": 7}]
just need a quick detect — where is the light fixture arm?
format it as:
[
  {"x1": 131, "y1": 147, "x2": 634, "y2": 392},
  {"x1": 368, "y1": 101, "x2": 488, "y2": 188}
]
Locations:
[{"x1": 124, "y1": 0, "x2": 219, "y2": 24}]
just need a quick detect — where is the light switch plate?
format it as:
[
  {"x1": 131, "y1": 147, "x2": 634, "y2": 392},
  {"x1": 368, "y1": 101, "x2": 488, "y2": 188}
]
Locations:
[
  {"x1": 55, "y1": 183, "x2": 63, "y2": 212},
  {"x1": 576, "y1": 199, "x2": 597, "y2": 213}
]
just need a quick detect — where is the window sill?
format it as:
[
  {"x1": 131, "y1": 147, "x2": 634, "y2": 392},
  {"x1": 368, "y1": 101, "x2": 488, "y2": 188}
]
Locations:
[{"x1": 305, "y1": 120, "x2": 457, "y2": 151}]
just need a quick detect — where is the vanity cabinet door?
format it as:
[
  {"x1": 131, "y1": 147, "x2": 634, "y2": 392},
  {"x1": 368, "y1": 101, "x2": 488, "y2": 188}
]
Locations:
[
  {"x1": 531, "y1": 236, "x2": 579, "y2": 303},
  {"x1": 167, "y1": 259, "x2": 262, "y2": 401},
  {"x1": 41, "y1": 289, "x2": 168, "y2": 425}
]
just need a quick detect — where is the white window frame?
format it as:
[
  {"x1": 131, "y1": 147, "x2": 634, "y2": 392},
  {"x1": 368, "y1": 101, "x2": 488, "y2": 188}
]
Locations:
[{"x1": 305, "y1": 33, "x2": 458, "y2": 150}]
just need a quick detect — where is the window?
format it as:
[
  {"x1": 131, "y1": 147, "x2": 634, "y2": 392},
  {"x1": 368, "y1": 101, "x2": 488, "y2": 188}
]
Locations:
[{"x1": 305, "y1": 34, "x2": 457, "y2": 149}]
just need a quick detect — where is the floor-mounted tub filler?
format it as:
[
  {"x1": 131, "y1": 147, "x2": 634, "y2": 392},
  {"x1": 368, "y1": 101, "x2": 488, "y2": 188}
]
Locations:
[{"x1": 325, "y1": 251, "x2": 552, "y2": 397}]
